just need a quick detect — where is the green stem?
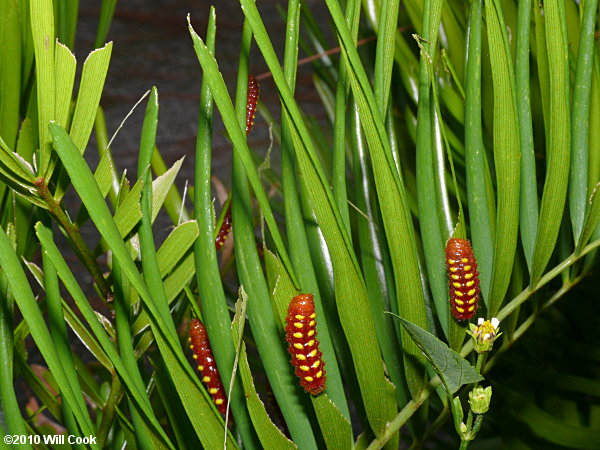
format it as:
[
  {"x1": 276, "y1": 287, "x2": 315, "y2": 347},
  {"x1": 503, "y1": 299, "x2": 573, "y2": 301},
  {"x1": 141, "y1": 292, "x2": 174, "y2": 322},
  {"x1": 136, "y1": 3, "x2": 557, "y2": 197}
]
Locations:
[
  {"x1": 366, "y1": 378, "x2": 440, "y2": 449},
  {"x1": 35, "y1": 177, "x2": 113, "y2": 302}
]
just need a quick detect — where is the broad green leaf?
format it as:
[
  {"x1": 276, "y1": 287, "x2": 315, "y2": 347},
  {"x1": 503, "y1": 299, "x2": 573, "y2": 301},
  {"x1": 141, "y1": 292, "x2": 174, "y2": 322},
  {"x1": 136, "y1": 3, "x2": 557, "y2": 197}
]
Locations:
[{"x1": 397, "y1": 317, "x2": 483, "y2": 395}]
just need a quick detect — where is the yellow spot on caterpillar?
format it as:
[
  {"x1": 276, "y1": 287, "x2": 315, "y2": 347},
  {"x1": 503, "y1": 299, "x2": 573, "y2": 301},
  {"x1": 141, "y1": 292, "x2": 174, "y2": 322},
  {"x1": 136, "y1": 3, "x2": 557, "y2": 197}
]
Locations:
[
  {"x1": 455, "y1": 299, "x2": 464, "y2": 305},
  {"x1": 304, "y1": 376, "x2": 314, "y2": 382},
  {"x1": 296, "y1": 354, "x2": 306, "y2": 360},
  {"x1": 295, "y1": 314, "x2": 305, "y2": 320},
  {"x1": 188, "y1": 337, "x2": 191, "y2": 342},
  {"x1": 294, "y1": 322, "x2": 303, "y2": 329},
  {"x1": 299, "y1": 365, "x2": 310, "y2": 372},
  {"x1": 202, "y1": 376, "x2": 211, "y2": 383},
  {"x1": 294, "y1": 343, "x2": 303, "y2": 350},
  {"x1": 461, "y1": 258, "x2": 469, "y2": 263},
  {"x1": 309, "y1": 320, "x2": 315, "y2": 327},
  {"x1": 192, "y1": 354, "x2": 198, "y2": 360},
  {"x1": 307, "y1": 340, "x2": 315, "y2": 347},
  {"x1": 468, "y1": 289, "x2": 477, "y2": 296},
  {"x1": 466, "y1": 280, "x2": 475, "y2": 287},
  {"x1": 453, "y1": 282, "x2": 462, "y2": 288},
  {"x1": 197, "y1": 365, "x2": 204, "y2": 371},
  {"x1": 312, "y1": 360, "x2": 321, "y2": 368},
  {"x1": 209, "y1": 388, "x2": 218, "y2": 394},
  {"x1": 451, "y1": 274, "x2": 460, "y2": 280},
  {"x1": 293, "y1": 332, "x2": 303, "y2": 338},
  {"x1": 189, "y1": 344, "x2": 194, "y2": 350},
  {"x1": 465, "y1": 273, "x2": 473, "y2": 279},
  {"x1": 456, "y1": 307, "x2": 465, "y2": 313},
  {"x1": 450, "y1": 267, "x2": 458, "y2": 272},
  {"x1": 468, "y1": 298, "x2": 476, "y2": 304},
  {"x1": 468, "y1": 305, "x2": 475, "y2": 312},
  {"x1": 307, "y1": 330, "x2": 315, "y2": 337},
  {"x1": 215, "y1": 399, "x2": 224, "y2": 405},
  {"x1": 448, "y1": 259, "x2": 456, "y2": 264},
  {"x1": 464, "y1": 265, "x2": 472, "y2": 271},
  {"x1": 455, "y1": 290, "x2": 464, "y2": 297},
  {"x1": 316, "y1": 371, "x2": 323, "y2": 378},
  {"x1": 309, "y1": 313, "x2": 316, "y2": 319},
  {"x1": 308, "y1": 349, "x2": 317, "y2": 357}
]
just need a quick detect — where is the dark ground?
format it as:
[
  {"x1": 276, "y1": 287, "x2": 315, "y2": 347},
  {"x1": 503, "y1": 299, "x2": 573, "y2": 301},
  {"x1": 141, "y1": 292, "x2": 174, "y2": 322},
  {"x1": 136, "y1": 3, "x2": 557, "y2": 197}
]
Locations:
[{"x1": 77, "y1": 0, "x2": 333, "y2": 190}]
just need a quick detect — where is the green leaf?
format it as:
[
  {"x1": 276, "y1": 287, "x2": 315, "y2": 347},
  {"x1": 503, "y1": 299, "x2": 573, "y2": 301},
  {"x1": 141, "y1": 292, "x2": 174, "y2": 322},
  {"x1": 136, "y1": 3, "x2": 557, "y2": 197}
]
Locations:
[
  {"x1": 397, "y1": 317, "x2": 483, "y2": 395},
  {"x1": 530, "y1": 0, "x2": 571, "y2": 284},
  {"x1": 0, "y1": 227, "x2": 97, "y2": 445},
  {"x1": 54, "y1": 42, "x2": 76, "y2": 129},
  {"x1": 264, "y1": 250, "x2": 353, "y2": 450},
  {"x1": 48, "y1": 122, "x2": 237, "y2": 448},
  {"x1": 237, "y1": 0, "x2": 398, "y2": 437},
  {"x1": 30, "y1": 0, "x2": 55, "y2": 176},
  {"x1": 231, "y1": 290, "x2": 297, "y2": 450},
  {"x1": 465, "y1": 0, "x2": 495, "y2": 297},
  {"x1": 498, "y1": 384, "x2": 600, "y2": 449},
  {"x1": 484, "y1": 0, "x2": 521, "y2": 315},
  {"x1": 0, "y1": 0, "x2": 22, "y2": 150},
  {"x1": 576, "y1": 182, "x2": 600, "y2": 254}
]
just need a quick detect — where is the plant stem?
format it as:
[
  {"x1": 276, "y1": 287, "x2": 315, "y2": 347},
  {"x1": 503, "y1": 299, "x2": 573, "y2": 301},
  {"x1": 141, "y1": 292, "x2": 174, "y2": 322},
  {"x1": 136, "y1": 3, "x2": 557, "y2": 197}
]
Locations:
[
  {"x1": 366, "y1": 377, "x2": 440, "y2": 449},
  {"x1": 35, "y1": 178, "x2": 113, "y2": 302}
]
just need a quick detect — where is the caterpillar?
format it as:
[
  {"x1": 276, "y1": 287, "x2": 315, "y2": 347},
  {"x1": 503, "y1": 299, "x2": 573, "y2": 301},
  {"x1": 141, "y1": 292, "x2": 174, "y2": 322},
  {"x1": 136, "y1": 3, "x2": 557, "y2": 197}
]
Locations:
[
  {"x1": 285, "y1": 294, "x2": 326, "y2": 395},
  {"x1": 445, "y1": 238, "x2": 480, "y2": 321},
  {"x1": 215, "y1": 206, "x2": 232, "y2": 250},
  {"x1": 189, "y1": 319, "x2": 227, "y2": 415},
  {"x1": 246, "y1": 75, "x2": 259, "y2": 136}
]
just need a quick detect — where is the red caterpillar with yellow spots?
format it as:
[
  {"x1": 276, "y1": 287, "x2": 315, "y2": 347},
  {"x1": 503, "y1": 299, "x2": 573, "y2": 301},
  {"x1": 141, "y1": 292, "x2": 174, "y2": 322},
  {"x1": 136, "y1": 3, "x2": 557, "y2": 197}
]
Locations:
[
  {"x1": 214, "y1": 76, "x2": 258, "y2": 251},
  {"x1": 445, "y1": 238, "x2": 480, "y2": 320},
  {"x1": 189, "y1": 319, "x2": 227, "y2": 414},
  {"x1": 285, "y1": 294, "x2": 326, "y2": 395},
  {"x1": 215, "y1": 206, "x2": 232, "y2": 250},
  {"x1": 246, "y1": 75, "x2": 259, "y2": 136}
]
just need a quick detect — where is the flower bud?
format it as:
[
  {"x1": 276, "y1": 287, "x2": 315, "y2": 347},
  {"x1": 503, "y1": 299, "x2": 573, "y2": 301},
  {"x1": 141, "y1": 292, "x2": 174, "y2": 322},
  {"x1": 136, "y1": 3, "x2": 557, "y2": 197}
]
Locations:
[{"x1": 468, "y1": 386, "x2": 492, "y2": 414}]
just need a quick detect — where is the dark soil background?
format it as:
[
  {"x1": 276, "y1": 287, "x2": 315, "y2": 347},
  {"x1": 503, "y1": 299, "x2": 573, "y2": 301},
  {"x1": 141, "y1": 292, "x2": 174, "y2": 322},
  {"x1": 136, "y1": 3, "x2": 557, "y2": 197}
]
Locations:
[{"x1": 77, "y1": 0, "x2": 332, "y2": 190}]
